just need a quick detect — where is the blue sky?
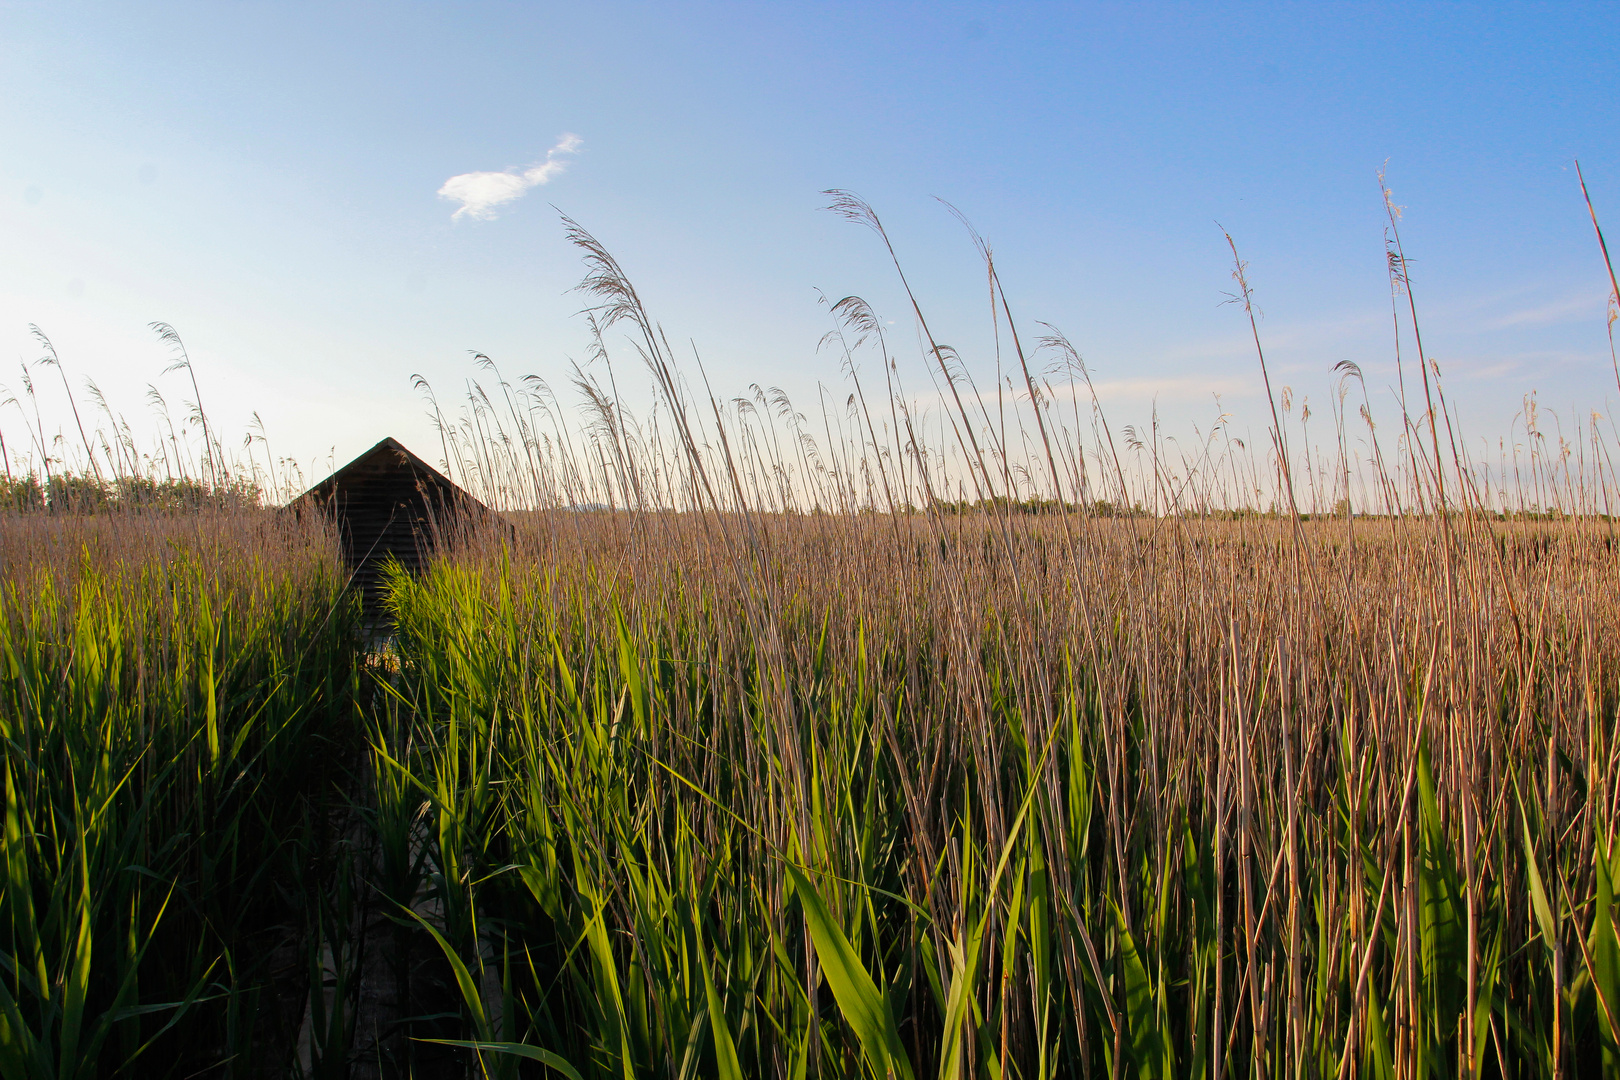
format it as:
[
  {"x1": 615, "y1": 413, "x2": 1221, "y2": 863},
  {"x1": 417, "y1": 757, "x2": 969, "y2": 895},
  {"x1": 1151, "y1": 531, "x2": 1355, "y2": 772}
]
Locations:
[{"x1": 3, "y1": 1, "x2": 1617, "y2": 491}]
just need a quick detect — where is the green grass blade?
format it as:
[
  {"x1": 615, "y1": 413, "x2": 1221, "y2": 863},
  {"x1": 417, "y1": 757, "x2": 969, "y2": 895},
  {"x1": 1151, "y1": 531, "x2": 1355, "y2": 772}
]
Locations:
[
  {"x1": 701, "y1": 946, "x2": 744, "y2": 1080},
  {"x1": 399, "y1": 904, "x2": 490, "y2": 1040},
  {"x1": 421, "y1": 1039, "x2": 585, "y2": 1080},
  {"x1": 784, "y1": 861, "x2": 914, "y2": 1080}
]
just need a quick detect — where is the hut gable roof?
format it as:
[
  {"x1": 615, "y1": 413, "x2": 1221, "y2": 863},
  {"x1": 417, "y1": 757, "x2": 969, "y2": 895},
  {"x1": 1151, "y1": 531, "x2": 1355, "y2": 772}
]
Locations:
[{"x1": 301, "y1": 436, "x2": 470, "y2": 508}]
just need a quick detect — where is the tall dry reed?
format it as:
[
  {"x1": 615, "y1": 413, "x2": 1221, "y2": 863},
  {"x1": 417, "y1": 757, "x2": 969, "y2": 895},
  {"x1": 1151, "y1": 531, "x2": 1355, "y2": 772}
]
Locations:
[{"x1": 359, "y1": 189, "x2": 1620, "y2": 1077}]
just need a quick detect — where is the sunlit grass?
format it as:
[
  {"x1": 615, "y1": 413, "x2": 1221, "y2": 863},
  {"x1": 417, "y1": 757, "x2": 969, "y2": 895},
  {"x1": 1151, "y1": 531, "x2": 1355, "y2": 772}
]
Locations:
[
  {"x1": 0, "y1": 512, "x2": 360, "y2": 1076},
  {"x1": 3, "y1": 181, "x2": 1619, "y2": 1076}
]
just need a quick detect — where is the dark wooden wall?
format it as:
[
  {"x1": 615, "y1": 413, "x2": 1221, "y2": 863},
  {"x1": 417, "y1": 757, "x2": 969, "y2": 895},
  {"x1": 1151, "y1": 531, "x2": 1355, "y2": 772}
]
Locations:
[{"x1": 298, "y1": 439, "x2": 483, "y2": 625}]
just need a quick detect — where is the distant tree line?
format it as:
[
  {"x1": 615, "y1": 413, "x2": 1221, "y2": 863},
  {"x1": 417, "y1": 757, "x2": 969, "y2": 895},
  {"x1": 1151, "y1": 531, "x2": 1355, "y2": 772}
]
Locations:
[{"x1": 0, "y1": 471, "x2": 262, "y2": 513}]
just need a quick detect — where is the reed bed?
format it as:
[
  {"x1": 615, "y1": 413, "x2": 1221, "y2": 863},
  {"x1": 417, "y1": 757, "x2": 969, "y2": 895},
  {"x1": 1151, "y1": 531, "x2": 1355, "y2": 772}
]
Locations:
[
  {"x1": 0, "y1": 511, "x2": 362, "y2": 1077},
  {"x1": 3, "y1": 183, "x2": 1619, "y2": 1077},
  {"x1": 369, "y1": 500, "x2": 1616, "y2": 1079},
  {"x1": 362, "y1": 195, "x2": 1620, "y2": 1077}
]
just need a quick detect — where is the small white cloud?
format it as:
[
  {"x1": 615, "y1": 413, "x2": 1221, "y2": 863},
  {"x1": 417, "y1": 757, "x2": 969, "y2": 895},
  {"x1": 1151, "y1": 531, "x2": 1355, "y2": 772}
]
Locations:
[{"x1": 438, "y1": 134, "x2": 582, "y2": 221}]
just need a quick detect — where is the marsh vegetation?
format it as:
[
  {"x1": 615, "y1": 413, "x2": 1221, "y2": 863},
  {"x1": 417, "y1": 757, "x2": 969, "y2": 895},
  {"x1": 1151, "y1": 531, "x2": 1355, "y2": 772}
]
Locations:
[{"x1": 3, "y1": 185, "x2": 1619, "y2": 1077}]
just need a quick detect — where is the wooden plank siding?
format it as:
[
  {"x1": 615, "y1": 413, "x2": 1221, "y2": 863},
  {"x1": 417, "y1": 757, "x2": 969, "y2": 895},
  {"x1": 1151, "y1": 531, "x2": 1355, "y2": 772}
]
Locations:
[{"x1": 293, "y1": 437, "x2": 490, "y2": 624}]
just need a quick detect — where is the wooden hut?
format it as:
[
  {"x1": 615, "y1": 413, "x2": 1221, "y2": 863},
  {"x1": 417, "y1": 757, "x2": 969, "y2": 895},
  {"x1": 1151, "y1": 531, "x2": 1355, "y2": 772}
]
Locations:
[{"x1": 295, "y1": 437, "x2": 488, "y2": 623}]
